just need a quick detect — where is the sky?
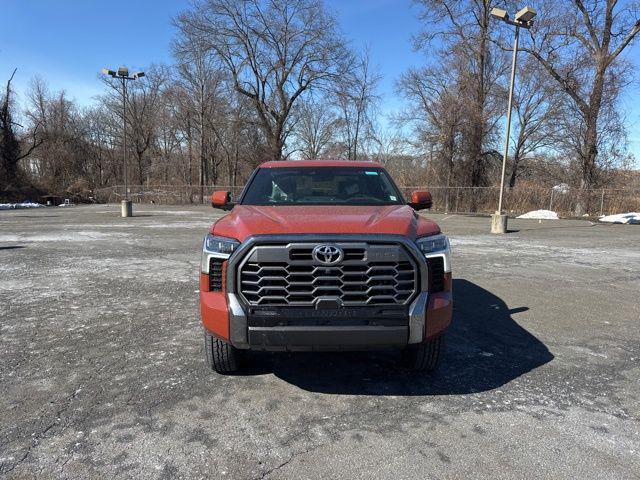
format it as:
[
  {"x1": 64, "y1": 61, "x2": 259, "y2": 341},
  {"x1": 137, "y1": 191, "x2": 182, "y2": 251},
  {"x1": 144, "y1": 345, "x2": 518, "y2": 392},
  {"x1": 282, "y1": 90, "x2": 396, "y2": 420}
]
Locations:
[{"x1": 1, "y1": 0, "x2": 638, "y2": 160}]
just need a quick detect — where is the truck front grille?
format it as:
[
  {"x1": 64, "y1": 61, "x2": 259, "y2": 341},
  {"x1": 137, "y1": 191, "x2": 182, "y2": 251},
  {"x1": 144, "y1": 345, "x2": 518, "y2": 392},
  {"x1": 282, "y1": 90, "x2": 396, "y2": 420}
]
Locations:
[{"x1": 238, "y1": 242, "x2": 418, "y2": 307}]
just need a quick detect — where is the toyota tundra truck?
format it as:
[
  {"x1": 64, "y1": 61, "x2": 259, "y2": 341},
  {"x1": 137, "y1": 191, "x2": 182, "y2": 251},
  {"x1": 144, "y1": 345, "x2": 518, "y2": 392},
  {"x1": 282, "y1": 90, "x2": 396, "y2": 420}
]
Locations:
[{"x1": 200, "y1": 160, "x2": 452, "y2": 373}]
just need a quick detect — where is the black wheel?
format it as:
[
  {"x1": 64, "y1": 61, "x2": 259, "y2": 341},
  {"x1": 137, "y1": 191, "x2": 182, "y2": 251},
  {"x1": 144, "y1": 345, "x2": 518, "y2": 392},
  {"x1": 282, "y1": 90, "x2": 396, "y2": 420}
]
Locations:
[
  {"x1": 401, "y1": 335, "x2": 444, "y2": 372},
  {"x1": 204, "y1": 331, "x2": 243, "y2": 374}
]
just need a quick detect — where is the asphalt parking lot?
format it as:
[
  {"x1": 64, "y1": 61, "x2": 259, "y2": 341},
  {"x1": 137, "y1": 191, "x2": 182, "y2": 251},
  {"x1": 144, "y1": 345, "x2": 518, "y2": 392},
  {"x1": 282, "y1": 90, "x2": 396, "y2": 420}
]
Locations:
[{"x1": 1, "y1": 204, "x2": 639, "y2": 479}]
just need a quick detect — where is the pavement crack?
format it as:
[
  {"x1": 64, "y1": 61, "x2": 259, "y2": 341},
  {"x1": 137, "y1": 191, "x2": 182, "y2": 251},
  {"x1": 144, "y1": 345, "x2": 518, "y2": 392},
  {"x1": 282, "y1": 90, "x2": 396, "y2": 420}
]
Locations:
[
  {"x1": 0, "y1": 375, "x2": 93, "y2": 476},
  {"x1": 254, "y1": 443, "x2": 326, "y2": 480},
  {"x1": 0, "y1": 448, "x2": 31, "y2": 476}
]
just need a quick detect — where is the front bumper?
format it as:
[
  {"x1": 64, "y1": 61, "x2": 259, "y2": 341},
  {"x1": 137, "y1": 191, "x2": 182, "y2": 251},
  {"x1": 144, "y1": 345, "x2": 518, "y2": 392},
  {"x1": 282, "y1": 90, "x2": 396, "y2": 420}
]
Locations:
[
  {"x1": 248, "y1": 326, "x2": 408, "y2": 351},
  {"x1": 200, "y1": 282, "x2": 452, "y2": 351},
  {"x1": 200, "y1": 234, "x2": 452, "y2": 351}
]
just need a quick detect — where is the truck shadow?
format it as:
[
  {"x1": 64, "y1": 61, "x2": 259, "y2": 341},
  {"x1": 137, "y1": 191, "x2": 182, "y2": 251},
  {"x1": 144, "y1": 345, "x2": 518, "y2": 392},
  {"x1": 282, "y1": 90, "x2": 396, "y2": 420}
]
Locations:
[{"x1": 259, "y1": 279, "x2": 554, "y2": 395}]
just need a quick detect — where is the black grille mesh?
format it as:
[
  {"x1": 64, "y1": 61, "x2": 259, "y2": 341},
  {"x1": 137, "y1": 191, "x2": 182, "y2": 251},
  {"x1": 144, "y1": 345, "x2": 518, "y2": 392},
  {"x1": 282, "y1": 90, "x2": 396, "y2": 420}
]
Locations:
[
  {"x1": 427, "y1": 257, "x2": 445, "y2": 292},
  {"x1": 209, "y1": 258, "x2": 224, "y2": 291}
]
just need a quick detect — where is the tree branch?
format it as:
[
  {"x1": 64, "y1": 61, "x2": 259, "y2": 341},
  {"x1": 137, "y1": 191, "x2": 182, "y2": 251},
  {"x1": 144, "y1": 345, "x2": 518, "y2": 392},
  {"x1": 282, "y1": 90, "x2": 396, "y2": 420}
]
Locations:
[{"x1": 607, "y1": 20, "x2": 640, "y2": 64}]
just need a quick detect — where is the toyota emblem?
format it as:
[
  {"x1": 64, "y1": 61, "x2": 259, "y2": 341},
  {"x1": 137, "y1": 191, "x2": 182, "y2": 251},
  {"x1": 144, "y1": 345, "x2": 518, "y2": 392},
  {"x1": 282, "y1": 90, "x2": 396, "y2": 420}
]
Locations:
[{"x1": 312, "y1": 245, "x2": 344, "y2": 265}]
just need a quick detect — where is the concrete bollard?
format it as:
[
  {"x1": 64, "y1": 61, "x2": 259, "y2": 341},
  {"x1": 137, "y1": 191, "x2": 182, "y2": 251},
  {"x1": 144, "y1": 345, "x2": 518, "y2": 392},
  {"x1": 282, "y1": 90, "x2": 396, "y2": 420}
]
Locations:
[
  {"x1": 121, "y1": 200, "x2": 133, "y2": 218},
  {"x1": 491, "y1": 212, "x2": 508, "y2": 234}
]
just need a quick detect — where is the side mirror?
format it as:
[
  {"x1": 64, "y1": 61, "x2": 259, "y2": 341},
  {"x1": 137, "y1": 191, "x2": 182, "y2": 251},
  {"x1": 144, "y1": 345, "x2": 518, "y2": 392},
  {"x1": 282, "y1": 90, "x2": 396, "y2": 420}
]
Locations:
[
  {"x1": 211, "y1": 191, "x2": 233, "y2": 211},
  {"x1": 409, "y1": 191, "x2": 432, "y2": 211}
]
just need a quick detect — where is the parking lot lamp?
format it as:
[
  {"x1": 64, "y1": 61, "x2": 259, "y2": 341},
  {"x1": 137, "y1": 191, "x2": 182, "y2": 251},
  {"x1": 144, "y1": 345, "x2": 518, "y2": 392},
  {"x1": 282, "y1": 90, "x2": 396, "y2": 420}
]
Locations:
[
  {"x1": 490, "y1": 7, "x2": 536, "y2": 234},
  {"x1": 101, "y1": 67, "x2": 145, "y2": 217}
]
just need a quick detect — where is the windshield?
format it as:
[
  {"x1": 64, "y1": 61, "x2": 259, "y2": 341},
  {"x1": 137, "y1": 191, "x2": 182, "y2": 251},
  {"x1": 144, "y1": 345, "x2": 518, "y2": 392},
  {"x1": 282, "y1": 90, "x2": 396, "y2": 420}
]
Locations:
[{"x1": 240, "y1": 167, "x2": 405, "y2": 206}]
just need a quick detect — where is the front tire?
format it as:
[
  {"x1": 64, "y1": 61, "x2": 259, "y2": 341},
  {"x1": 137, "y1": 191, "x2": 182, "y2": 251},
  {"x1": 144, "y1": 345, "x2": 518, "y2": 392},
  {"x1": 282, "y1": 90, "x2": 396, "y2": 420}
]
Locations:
[
  {"x1": 402, "y1": 335, "x2": 444, "y2": 372},
  {"x1": 204, "y1": 331, "x2": 243, "y2": 374}
]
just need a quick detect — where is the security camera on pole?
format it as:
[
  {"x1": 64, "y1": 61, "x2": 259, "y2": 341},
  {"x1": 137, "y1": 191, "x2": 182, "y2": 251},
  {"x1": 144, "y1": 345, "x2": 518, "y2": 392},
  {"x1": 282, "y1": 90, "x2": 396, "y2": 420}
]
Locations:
[
  {"x1": 101, "y1": 66, "x2": 145, "y2": 218},
  {"x1": 490, "y1": 7, "x2": 537, "y2": 234}
]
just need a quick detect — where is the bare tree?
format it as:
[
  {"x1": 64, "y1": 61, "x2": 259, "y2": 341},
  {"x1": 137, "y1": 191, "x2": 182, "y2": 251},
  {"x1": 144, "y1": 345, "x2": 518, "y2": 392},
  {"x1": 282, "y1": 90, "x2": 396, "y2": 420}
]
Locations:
[
  {"x1": 163, "y1": 85, "x2": 197, "y2": 191},
  {"x1": 25, "y1": 77, "x2": 89, "y2": 192},
  {"x1": 100, "y1": 65, "x2": 167, "y2": 188},
  {"x1": 127, "y1": 67, "x2": 166, "y2": 187},
  {"x1": 176, "y1": 0, "x2": 352, "y2": 160},
  {"x1": 0, "y1": 70, "x2": 41, "y2": 188},
  {"x1": 414, "y1": 0, "x2": 508, "y2": 188},
  {"x1": 223, "y1": 94, "x2": 266, "y2": 186},
  {"x1": 83, "y1": 105, "x2": 120, "y2": 187},
  {"x1": 173, "y1": 29, "x2": 226, "y2": 199},
  {"x1": 398, "y1": 63, "x2": 463, "y2": 209},
  {"x1": 217, "y1": 95, "x2": 260, "y2": 187},
  {"x1": 153, "y1": 87, "x2": 186, "y2": 185},
  {"x1": 334, "y1": 49, "x2": 381, "y2": 160},
  {"x1": 294, "y1": 96, "x2": 338, "y2": 159},
  {"x1": 506, "y1": 57, "x2": 562, "y2": 188},
  {"x1": 520, "y1": 0, "x2": 640, "y2": 212},
  {"x1": 367, "y1": 128, "x2": 412, "y2": 167}
]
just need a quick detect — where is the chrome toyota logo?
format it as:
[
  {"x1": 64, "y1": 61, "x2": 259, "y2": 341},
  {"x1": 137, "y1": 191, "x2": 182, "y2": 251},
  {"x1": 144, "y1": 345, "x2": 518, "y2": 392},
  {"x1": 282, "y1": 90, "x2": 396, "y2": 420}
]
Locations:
[{"x1": 312, "y1": 245, "x2": 344, "y2": 265}]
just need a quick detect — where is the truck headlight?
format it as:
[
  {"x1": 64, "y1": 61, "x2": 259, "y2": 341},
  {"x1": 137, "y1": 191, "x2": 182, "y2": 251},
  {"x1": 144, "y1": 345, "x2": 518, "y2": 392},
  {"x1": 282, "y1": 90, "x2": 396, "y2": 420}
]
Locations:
[
  {"x1": 416, "y1": 233, "x2": 448, "y2": 254},
  {"x1": 204, "y1": 234, "x2": 239, "y2": 255},
  {"x1": 416, "y1": 234, "x2": 451, "y2": 272},
  {"x1": 201, "y1": 234, "x2": 239, "y2": 273}
]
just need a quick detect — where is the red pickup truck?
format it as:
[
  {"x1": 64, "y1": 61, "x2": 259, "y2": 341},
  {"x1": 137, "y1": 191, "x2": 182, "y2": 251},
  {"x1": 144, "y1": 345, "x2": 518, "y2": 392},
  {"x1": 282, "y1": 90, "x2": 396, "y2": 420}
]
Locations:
[{"x1": 200, "y1": 160, "x2": 452, "y2": 373}]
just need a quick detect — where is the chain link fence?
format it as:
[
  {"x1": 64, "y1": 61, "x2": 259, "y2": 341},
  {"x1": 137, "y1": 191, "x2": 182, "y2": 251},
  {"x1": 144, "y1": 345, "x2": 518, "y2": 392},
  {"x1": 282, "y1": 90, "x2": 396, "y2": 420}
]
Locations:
[
  {"x1": 398, "y1": 186, "x2": 640, "y2": 216},
  {"x1": 93, "y1": 184, "x2": 640, "y2": 217},
  {"x1": 93, "y1": 185, "x2": 245, "y2": 205}
]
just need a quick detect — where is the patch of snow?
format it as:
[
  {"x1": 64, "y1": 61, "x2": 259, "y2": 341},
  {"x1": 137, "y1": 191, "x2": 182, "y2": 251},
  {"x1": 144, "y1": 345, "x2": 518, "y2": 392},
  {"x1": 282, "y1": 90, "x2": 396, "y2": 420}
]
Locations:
[
  {"x1": 143, "y1": 221, "x2": 212, "y2": 229},
  {"x1": 133, "y1": 210, "x2": 205, "y2": 215},
  {"x1": 598, "y1": 212, "x2": 640, "y2": 225},
  {"x1": 0, "y1": 202, "x2": 43, "y2": 210},
  {"x1": 0, "y1": 231, "x2": 129, "y2": 243},
  {"x1": 517, "y1": 209, "x2": 559, "y2": 220},
  {"x1": 552, "y1": 183, "x2": 570, "y2": 194}
]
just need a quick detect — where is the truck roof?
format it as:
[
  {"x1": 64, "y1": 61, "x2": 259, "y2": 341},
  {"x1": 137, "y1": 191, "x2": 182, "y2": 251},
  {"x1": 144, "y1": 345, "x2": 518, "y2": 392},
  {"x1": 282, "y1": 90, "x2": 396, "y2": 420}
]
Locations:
[{"x1": 259, "y1": 160, "x2": 384, "y2": 169}]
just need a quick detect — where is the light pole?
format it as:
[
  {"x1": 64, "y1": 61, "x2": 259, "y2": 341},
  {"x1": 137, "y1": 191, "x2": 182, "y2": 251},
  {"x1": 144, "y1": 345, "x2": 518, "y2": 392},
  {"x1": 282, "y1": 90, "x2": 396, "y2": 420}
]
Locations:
[
  {"x1": 490, "y1": 6, "x2": 536, "y2": 234},
  {"x1": 101, "y1": 66, "x2": 145, "y2": 218}
]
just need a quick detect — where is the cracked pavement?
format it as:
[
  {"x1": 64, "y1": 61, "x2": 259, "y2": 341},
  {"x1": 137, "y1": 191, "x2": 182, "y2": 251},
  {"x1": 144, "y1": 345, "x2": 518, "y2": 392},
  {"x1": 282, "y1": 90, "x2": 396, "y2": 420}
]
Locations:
[{"x1": 1, "y1": 204, "x2": 639, "y2": 479}]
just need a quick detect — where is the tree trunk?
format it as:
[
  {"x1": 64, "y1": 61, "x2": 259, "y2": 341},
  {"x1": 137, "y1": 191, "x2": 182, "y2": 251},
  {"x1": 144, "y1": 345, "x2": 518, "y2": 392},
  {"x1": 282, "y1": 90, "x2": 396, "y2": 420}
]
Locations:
[
  {"x1": 575, "y1": 117, "x2": 599, "y2": 216},
  {"x1": 269, "y1": 120, "x2": 285, "y2": 160},
  {"x1": 211, "y1": 139, "x2": 218, "y2": 185},
  {"x1": 442, "y1": 128, "x2": 455, "y2": 213},
  {"x1": 188, "y1": 124, "x2": 193, "y2": 204},
  {"x1": 233, "y1": 139, "x2": 239, "y2": 188},
  {"x1": 575, "y1": 60, "x2": 605, "y2": 215},
  {"x1": 137, "y1": 152, "x2": 145, "y2": 187},
  {"x1": 199, "y1": 109, "x2": 205, "y2": 204},
  {"x1": 508, "y1": 160, "x2": 518, "y2": 190},
  {"x1": 468, "y1": 2, "x2": 490, "y2": 213},
  {"x1": 0, "y1": 71, "x2": 23, "y2": 187},
  {"x1": 508, "y1": 148, "x2": 522, "y2": 190}
]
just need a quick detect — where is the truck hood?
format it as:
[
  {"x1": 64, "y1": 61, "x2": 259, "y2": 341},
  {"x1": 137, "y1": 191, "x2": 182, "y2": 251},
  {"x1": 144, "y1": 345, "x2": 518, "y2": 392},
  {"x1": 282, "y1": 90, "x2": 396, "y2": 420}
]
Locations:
[{"x1": 211, "y1": 205, "x2": 440, "y2": 242}]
